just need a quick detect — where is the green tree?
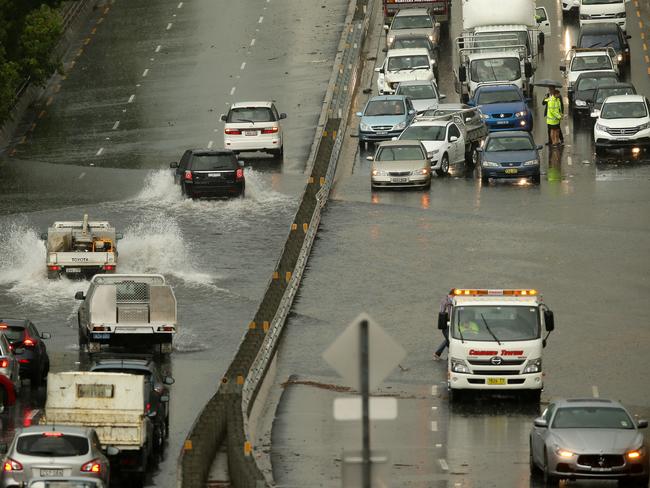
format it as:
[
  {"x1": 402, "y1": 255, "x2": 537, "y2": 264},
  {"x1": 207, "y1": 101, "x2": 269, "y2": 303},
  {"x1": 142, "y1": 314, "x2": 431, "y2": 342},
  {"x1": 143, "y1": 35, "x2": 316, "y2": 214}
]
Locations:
[{"x1": 18, "y1": 4, "x2": 63, "y2": 86}]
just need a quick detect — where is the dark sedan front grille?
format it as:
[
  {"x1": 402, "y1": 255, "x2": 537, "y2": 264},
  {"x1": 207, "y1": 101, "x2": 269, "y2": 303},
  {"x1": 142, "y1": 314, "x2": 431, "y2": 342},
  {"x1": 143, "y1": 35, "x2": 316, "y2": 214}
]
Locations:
[
  {"x1": 577, "y1": 455, "x2": 625, "y2": 469},
  {"x1": 468, "y1": 359, "x2": 525, "y2": 366},
  {"x1": 371, "y1": 125, "x2": 393, "y2": 131},
  {"x1": 473, "y1": 369, "x2": 521, "y2": 376},
  {"x1": 606, "y1": 127, "x2": 641, "y2": 136},
  {"x1": 388, "y1": 171, "x2": 410, "y2": 176},
  {"x1": 490, "y1": 113, "x2": 513, "y2": 119}
]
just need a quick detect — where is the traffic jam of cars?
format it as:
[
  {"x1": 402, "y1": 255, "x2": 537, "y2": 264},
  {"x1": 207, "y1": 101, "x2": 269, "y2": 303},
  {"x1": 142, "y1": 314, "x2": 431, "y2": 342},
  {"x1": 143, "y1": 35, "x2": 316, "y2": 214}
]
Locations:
[
  {"x1": 364, "y1": 0, "x2": 647, "y2": 191},
  {"x1": 0, "y1": 216, "x2": 178, "y2": 486},
  {"x1": 366, "y1": 0, "x2": 648, "y2": 486}
]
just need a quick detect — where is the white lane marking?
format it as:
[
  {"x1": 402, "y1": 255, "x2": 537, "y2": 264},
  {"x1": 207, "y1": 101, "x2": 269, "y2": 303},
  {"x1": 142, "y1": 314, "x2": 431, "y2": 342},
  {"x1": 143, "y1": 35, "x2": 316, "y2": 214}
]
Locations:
[
  {"x1": 128, "y1": 94, "x2": 135, "y2": 103},
  {"x1": 435, "y1": 443, "x2": 442, "y2": 448},
  {"x1": 430, "y1": 421, "x2": 438, "y2": 431},
  {"x1": 155, "y1": 45, "x2": 162, "y2": 53},
  {"x1": 250, "y1": 38, "x2": 256, "y2": 47},
  {"x1": 258, "y1": 16, "x2": 264, "y2": 23},
  {"x1": 112, "y1": 121, "x2": 120, "y2": 130},
  {"x1": 166, "y1": 22, "x2": 173, "y2": 30},
  {"x1": 96, "y1": 147, "x2": 104, "y2": 156},
  {"x1": 592, "y1": 385, "x2": 599, "y2": 398},
  {"x1": 431, "y1": 406, "x2": 438, "y2": 411},
  {"x1": 438, "y1": 459, "x2": 449, "y2": 471},
  {"x1": 230, "y1": 86, "x2": 236, "y2": 95},
  {"x1": 567, "y1": 155, "x2": 572, "y2": 166},
  {"x1": 78, "y1": 172, "x2": 86, "y2": 180},
  {"x1": 142, "y1": 69, "x2": 149, "y2": 77},
  {"x1": 240, "y1": 62, "x2": 246, "y2": 70},
  {"x1": 431, "y1": 385, "x2": 437, "y2": 396},
  {"x1": 207, "y1": 140, "x2": 214, "y2": 149},
  {"x1": 177, "y1": 1, "x2": 183, "y2": 8}
]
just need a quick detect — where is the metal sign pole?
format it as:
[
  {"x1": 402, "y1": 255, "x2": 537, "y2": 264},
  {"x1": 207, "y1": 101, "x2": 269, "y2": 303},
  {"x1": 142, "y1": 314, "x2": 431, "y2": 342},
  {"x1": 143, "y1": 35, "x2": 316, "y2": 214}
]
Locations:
[{"x1": 360, "y1": 319, "x2": 370, "y2": 488}]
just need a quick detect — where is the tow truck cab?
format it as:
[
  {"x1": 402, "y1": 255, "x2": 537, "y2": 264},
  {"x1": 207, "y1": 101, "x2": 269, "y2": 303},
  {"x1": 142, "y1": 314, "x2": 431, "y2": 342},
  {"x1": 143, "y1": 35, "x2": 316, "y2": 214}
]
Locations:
[{"x1": 438, "y1": 288, "x2": 554, "y2": 401}]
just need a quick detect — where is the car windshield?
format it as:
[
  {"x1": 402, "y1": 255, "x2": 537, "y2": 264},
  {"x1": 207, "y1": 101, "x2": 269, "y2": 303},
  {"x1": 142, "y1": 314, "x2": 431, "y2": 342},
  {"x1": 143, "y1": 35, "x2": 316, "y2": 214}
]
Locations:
[
  {"x1": 576, "y1": 76, "x2": 618, "y2": 93},
  {"x1": 580, "y1": 34, "x2": 621, "y2": 49},
  {"x1": 595, "y1": 87, "x2": 635, "y2": 103},
  {"x1": 393, "y1": 38, "x2": 429, "y2": 50},
  {"x1": 396, "y1": 84, "x2": 436, "y2": 100},
  {"x1": 190, "y1": 155, "x2": 235, "y2": 171},
  {"x1": 571, "y1": 55, "x2": 612, "y2": 71},
  {"x1": 387, "y1": 55, "x2": 430, "y2": 71},
  {"x1": 0, "y1": 325, "x2": 25, "y2": 342},
  {"x1": 485, "y1": 136, "x2": 534, "y2": 151},
  {"x1": 392, "y1": 15, "x2": 433, "y2": 30},
  {"x1": 470, "y1": 58, "x2": 521, "y2": 82},
  {"x1": 376, "y1": 146, "x2": 425, "y2": 161},
  {"x1": 601, "y1": 101, "x2": 647, "y2": 119},
  {"x1": 400, "y1": 125, "x2": 446, "y2": 141},
  {"x1": 17, "y1": 434, "x2": 90, "y2": 457},
  {"x1": 552, "y1": 407, "x2": 635, "y2": 429},
  {"x1": 477, "y1": 89, "x2": 521, "y2": 104},
  {"x1": 451, "y1": 306, "x2": 540, "y2": 341},
  {"x1": 365, "y1": 100, "x2": 405, "y2": 116},
  {"x1": 227, "y1": 107, "x2": 274, "y2": 123}
]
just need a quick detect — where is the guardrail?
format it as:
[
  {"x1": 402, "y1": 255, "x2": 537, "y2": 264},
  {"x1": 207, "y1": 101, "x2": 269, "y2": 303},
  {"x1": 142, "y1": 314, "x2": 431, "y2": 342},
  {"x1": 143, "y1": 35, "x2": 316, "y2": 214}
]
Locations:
[{"x1": 177, "y1": 0, "x2": 373, "y2": 486}]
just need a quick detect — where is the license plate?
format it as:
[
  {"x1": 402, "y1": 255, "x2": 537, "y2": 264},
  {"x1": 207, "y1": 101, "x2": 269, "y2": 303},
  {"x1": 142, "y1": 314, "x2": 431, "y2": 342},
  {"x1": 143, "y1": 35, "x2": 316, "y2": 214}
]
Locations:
[
  {"x1": 496, "y1": 120, "x2": 509, "y2": 125},
  {"x1": 92, "y1": 333, "x2": 110, "y2": 339},
  {"x1": 375, "y1": 131, "x2": 388, "y2": 135},
  {"x1": 391, "y1": 177, "x2": 409, "y2": 183},
  {"x1": 40, "y1": 469, "x2": 63, "y2": 477},
  {"x1": 65, "y1": 268, "x2": 81, "y2": 273},
  {"x1": 244, "y1": 130, "x2": 257, "y2": 136},
  {"x1": 208, "y1": 173, "x2": 221, "y2": 178},
  {"x1": 504, "y1": 168, "x2": 518, "y2": 174},
  {"x1": 487, "y1": 378, "x2": 506, "y2": 385}
]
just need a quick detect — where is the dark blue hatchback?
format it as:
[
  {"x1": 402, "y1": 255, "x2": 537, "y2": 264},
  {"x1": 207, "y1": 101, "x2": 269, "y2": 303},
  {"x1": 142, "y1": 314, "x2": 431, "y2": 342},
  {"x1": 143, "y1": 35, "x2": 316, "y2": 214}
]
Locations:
[
  {"x1": 470, "y1": 84, "x2": 533, "y2": 132},
  {"x1": 478, "y1": 131, "x2": 543, "y2": 184}
]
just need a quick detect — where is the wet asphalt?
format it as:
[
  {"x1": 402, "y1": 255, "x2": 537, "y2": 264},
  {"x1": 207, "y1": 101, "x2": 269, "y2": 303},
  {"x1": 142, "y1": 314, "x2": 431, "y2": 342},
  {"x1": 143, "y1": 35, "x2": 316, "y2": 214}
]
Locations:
[
  {"x1": 269, "y1": 0, "x2": 650, "y2": 487},
  {"x1": 0, "y1": 0, "x2": 349, "y2": 485}
]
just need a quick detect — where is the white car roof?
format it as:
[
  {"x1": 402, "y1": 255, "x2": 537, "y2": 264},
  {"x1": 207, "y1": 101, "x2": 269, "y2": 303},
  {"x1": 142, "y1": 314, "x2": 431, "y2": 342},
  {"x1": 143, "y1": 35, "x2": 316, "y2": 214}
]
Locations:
[
  {"x1": 408, "y1": 119, "x2": 450, "y2": 127},
  {"x1": 469, "y1": 51, "x2": 521, "y2": 60},
  {"x1": 397, "y1": 79, "x2": 436, "y2": 87},
  {"x1": 395, "y1": 8, "x2": 430, "y2": 16},
  {"x1": 387, "y1": 47, "x2": 430, "y2": 58},
  {"x1": 230, "y1": 101, "x2": 273, "y2": 109},
  {"x1": 602, "y1": 94, "x2": 645, "y2": 103},
  {"x1": 573, "y1": 50, "x2": 610, "y2": 58}
]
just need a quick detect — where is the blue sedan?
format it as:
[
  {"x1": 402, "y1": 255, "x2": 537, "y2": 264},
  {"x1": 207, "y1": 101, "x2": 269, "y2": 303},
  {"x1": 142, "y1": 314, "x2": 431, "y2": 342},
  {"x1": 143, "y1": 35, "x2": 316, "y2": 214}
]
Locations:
[
  {"x1": 356, "y1": 95, "x2": 416, "y2": 146},
  {"x1": 470, "y1": 84, "x2": 533, "y2": 132},
  {"x1": 477, "y1": 131, "x2": 542, "y2": 184}
]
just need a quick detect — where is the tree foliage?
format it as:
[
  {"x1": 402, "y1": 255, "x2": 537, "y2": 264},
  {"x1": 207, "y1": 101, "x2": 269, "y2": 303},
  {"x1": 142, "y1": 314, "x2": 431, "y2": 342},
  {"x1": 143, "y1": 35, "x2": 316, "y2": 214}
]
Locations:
[{"x1": 19, "y1": 4, "x2": 63, "y2": 86}]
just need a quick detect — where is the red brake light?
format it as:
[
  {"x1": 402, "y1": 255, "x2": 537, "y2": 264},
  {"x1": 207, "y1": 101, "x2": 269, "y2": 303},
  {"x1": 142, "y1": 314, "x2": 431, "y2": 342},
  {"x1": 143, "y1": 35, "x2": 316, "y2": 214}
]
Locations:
[
  {"x1": 235, "y1": 168, "x2": 244, "y2": 181},
  {"x1": 145, "y1": 402, "x2": 151, "y2": 413},
  {"x1": 0, "y1": 324, "x2": 7, "y2": 329},
  {"x1": 102, "y1": 265, "x2": 115, "y2": 271},
  {"x1": 23, "y1": 337, "x2": 36, "y2": 347},
  {"x1": 0, "y1": 359, "x2": 8, "y2": 368},
  {"x1": 225, "y1": 128, "x2": 242, "y2": 135},
  {"x1": 3, "y1": 459, "x2": 22, "y2": 471},
  {"x1": 47, "y1": 265, "x2": 61, "y2": 271},
  {"x1": 184, "y1": 170, "x2": 193, "y2": 181},
  {"x1": 18, "y1": 359, "x2": 29, "y2": 364},
  {"x1": 43, "y1": 431, "x2": 63, "y2": 437},
  {"x1": 81, "y1": 459, "x2": 101, "y2": 473},
  {"x1": 261, "y1": 127, "x2": 279, "y2": 134}
]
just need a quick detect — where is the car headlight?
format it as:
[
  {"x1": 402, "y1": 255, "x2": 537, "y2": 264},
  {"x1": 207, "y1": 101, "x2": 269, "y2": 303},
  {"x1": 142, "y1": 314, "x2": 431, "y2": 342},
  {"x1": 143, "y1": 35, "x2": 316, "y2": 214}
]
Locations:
[
  {"x1": 411, "y1": 167, "x2": 429, "y2": 176},
  {"x1": 579, "y1": 14, "x2": 589, "y2": 20},
  {"x1": 480, "y1": 113, "x2": 489, "y2": 120},
  {"x1": 523, "y1": 159, "x2": 539, "y2": 167},
  {"x1": 616, "y1": 11, "x2": 626, "y2": 18},
  {"x1": 574, "y1": 99, "x2": 587, "y2": 107},
  {"x1": 523, "y1": 357, "x2": 542, "y2": 373},
  {"x1": 450, "y1": 358, "x2": 471, "y2": 374},
  {"x1": 595, "y1": 123, "x2": 607, "y2": 132},
  {"x1": 555, "y1": 448, "x2": 575, "y2": 458},
  {"x1": 393, "y1": 121, "x2": 407, "y2": 131},
  {"x1": 515, "y1": 110, "x2": 528, "y2": 118},
  {"x1": 371, "y1": 168, "x2": 387, "y2": 176},
  {"x1": 626, "y1": 447, "x2": 646, "y2": 460},
  {"x1": 636, "y1": 122, "x2": 650, "y2": 131},
  {"x1": 427, "y1": 149, "x2": 440, "y2": 158},
  {"x1": 482, "y1": 161, "x2": 500, "y2": 168},
  {"x1": 617, "y1": 54, "x2": 623, "y2": 61},
  {"x1": 359, "y1": 122, "x2": 371, "y2": 131}
]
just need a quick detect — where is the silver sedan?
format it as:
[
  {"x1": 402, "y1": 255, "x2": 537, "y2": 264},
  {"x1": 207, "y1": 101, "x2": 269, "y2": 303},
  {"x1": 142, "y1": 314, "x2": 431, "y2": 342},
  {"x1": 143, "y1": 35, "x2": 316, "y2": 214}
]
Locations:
[{"x1": 529, "y1": 398, "x2": 649, "y2": 486}]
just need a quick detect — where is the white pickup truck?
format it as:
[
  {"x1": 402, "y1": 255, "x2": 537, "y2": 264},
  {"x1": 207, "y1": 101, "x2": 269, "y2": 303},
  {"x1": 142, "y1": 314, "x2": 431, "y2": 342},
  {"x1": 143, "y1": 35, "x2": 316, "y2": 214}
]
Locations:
[
  {"x1": 41, "y1": 215, "x2": 122, "y2": 280},
  {"x1": 75, "y1": 274, "x2": 177, "y2": 354},
  {"x1": 42, "y1": 372, "x2": 154, "y2": 486}
]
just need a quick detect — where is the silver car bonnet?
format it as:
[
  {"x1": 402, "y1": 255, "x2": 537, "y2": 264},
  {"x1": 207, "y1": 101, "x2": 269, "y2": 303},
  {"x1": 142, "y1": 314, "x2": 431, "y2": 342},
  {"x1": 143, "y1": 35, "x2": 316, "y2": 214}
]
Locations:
[
  {"x1": 374, "y1": 159, "x2": 427, "y2": 173},
  {"x1": 550, "y1": 429, "x2": 643, "y2": 453}
]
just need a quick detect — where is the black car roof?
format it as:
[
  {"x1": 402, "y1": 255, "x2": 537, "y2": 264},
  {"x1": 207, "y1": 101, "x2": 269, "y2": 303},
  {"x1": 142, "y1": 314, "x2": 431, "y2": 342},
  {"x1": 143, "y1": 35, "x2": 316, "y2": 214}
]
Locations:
[
  {"x1": 579, "y1": 23, "x2": 621, "y2": 34},
  {"x1": 190, "y1": 150, "x2": 235, "y2": 157},
  {"x1": 595, "y1": 83, "x2": 635, "y2": 90},
  {"x1": 575, "y1": 72, "x2": 619, "y2": 80},
  {"x1": 0, "y1": 318, "x2": 28, "y2": 327}
]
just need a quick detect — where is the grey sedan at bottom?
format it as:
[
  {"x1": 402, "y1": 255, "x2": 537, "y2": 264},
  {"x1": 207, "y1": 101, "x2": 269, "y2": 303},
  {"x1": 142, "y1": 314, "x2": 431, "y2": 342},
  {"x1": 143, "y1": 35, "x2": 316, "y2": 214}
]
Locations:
[
  {"x1": 368, "y1": 140, "x2": 431, "y2": 189},
  {"x1": 529, "y1": 398, "x2": 649, "y2": 487}
]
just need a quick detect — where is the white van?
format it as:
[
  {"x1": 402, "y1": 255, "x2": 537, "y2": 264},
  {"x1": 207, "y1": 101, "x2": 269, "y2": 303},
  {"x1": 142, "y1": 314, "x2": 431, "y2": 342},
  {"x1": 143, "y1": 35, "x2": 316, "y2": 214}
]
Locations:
[{"x1": 579, "y1": 0, "x2": 627, "y2": 31}]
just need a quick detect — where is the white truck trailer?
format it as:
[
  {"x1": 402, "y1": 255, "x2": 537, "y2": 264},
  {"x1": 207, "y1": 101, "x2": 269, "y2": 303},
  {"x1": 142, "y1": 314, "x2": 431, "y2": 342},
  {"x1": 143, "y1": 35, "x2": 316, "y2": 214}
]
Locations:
[
  {"x1": 41, "y1": 215, "x2": 122, "y2": 280},
  {"x1": 437, "y1": 288, "x2": 555, "y2": 402},
  {"x1": 75, "y1": 274, "x2": 177, "y2": 355},
  {"x1": 42, "y1": 372, "x2": 154, "y2": 485}
]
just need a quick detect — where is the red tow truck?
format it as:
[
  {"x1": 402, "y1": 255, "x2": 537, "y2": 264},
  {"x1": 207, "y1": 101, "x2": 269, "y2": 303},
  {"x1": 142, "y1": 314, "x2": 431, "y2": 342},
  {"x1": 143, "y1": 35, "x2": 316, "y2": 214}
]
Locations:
[{"x1": 383, "y1": 0, "x2": 450, "y2": 23}]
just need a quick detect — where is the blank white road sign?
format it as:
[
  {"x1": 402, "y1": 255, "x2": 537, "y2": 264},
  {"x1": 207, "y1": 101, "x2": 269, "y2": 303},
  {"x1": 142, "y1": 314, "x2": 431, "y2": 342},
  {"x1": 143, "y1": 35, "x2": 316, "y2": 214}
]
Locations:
[{"x1": 334, "y1": 397, "x2": 398, "y2": 421}]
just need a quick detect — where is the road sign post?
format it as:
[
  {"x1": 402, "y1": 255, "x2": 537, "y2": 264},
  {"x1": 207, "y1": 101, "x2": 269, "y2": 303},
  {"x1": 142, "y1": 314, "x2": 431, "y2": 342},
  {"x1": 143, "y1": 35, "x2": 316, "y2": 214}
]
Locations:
[{"x1": 360, "y1": 319, "x2": 370, "y2": 488}]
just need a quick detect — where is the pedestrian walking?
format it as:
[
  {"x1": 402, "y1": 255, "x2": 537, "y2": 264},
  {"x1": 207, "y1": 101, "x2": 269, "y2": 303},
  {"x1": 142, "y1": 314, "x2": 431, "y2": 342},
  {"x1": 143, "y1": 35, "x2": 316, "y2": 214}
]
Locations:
[
  {"x1": 545, "y1": 89, "x2": 563, "y2": 146},
  {"x1": 542, "y1": 89, "x2": 564, "y2": 144},
  {"x1": 433, "y1": 292, "x2": 452, "y2": 360}
]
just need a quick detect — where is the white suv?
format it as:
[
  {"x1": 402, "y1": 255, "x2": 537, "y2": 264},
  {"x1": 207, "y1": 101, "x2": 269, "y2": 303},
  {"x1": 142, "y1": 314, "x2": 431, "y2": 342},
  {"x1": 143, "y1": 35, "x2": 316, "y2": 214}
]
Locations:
[
  {"x1": 594, "y1": 94, "x2": 650, "y2": 156},
  {"x1": 561, "y1": 48, "x2": 618, "y2": 95},
  {"x1": 376, "y1": 48, "x2": 436, "y2": 95},
  {"x1": 221, "y1": 101, "x2": 286, "y2": 158},
  {"x1": 579, "y1": 0, "x2": 627, "y2": 31}
]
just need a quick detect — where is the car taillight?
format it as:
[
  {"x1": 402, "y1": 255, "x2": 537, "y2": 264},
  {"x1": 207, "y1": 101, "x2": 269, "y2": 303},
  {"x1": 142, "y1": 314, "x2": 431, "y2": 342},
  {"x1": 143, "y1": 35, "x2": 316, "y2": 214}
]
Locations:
[
  {"x1": 145, "y1": 402, "x2": 151, "y2": 413},
  {"x1": 81, "y1": 459, "x2": 102, "y2": 473},
  {"x1": 43, "y1": 432, "x2": 63, "y2": 437},
  {"x1": 3, "y1": 459, "x2": 22, "y2": 471},
  {"x1": 261, "y1": 127, "x2": 279, "y2": 134},
  {"x1": 23, "y1": 337, "x2": 36, "y2": 347},
  {"x1": 102, "y1": 265, "x2": 115, "y2": 271},
  {"x1": 235, "y1": 168, "x2": 244, "y2": 181},
  {"x1": 184, "y1": 170, "x2": 193, "y2": 181},
  {"x1": 47, "y1": 265, "x2": 61, "y2": 271},
  {"x1": 0, "y1": 359, "x2": 8, "y2": 368},
  {"x1": 19, "y1": 359, "x2": 29, "y2": 364},
  {"x1": 225, "y1": 128, "x2": 242, "y2": 135}
]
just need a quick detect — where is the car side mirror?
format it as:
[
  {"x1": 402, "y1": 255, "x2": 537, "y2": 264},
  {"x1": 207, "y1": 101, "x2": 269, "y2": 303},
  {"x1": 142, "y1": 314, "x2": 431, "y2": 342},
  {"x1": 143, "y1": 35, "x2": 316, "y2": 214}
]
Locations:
[
  {"x1": 280, "y1": 113, "x2": 287, "y2": 119},
  {"x1": 637, "y1": 420, "x2": 648, "y2": 429},
  {"x1": 534, "y1": 418, "x2": 548, "y2": 428},
  {"x1": 40, "y1": 332, "x2": 51, "y2": 339},
  {"x1": 366, "y1": 156, "x2": 374, "y2": 161},
  {"x1": 559, "y1": 65, "x2": 566, "y2": 72},
  {"x1": 164, "y1": 376, "x2": 175, "y2": 385},
  {"x1": 435, "y1": 22, "x2": 441, "y2": 29},
  {"x1": 170, "y1": 162, "x2": 179, "y2": 168},
  {"x1": 536, "y1": 145, "x2": 543, "y2": 150},
  {"x1": 437, "y1": 312, "x2": 448, "y2": 330},
  {"x1": 356, "y1": 111, "x2": 363, "y2": 117},
  {"x1": 439, "y1": 94, "x2": 446, "y2": 100},
  {"x1": 449, "y1": 136, "x2": 458, "y2": 142},
  {"x1": 383, "y1": 25, "x2": 389, "y2": 31},
  {"x1": 374, "y1": 67, "x2": 384, "y2": 74},
  {"x1": 220, "y1": 114, "x2": 227, "y2": 122},
  {"x1": 544, "y1": 310, "x2": 555, "y2": 332},
  {"x1": 115, "y1": 233, "x2": 124, "y2": 240},
  {"x1": 160, "y1": 395, "x2": 170, "y2": 403},
  {"x1": 626, "y1": 34, "x2": 632, "y2": 39},
  {"x1": 458, "y1": 66, "x2": 467, "y2": 83},
  {"x1": 591, "y1": 109, "x2": 600, "y2": 118},
  {"x1": 40, "y1": 233, "x2": 48, "y2": 240},
  {"x1": 466, "y1": 100, "x2": 475, "y2": 107},
  {"x1": 75, "y1": 291, "x2": 85, "y2": 300},
  {"x1": 106, "y1": 446, "x2": 120, "y2": 456},
  {"x1": 408, "y1": 109, "x2": 415, "y2": 115}
]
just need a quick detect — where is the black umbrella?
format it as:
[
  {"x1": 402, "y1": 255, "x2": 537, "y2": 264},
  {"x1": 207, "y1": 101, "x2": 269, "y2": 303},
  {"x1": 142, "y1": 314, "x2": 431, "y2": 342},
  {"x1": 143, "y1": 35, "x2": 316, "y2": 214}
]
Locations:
[{"x1": 532, "y1": 79, "x2": 563, "y2": 88}]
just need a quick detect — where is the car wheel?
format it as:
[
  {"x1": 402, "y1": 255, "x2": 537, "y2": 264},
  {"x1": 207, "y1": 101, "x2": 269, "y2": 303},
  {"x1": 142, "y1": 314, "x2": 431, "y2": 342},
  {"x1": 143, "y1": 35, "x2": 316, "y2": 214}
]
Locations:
[
  {"x1": 532, "y1": 174, "x2": 541, "y2": 185},
  {"x1": 595, "y1": 146, "x2": 605, "y2": 158},
  {"x1": 273, "y1": 146, "x2": 284, "y2": 159},
  {"x1": 449, "y1": 388, "x2": 465, "y2": 403},
  {"x1": 481, "y1": 173, "x2": 489, "y2": 184},
  {"x1": 0, "y1": 387, "x2": 7, "y2": 409},
  {"x1": 78, "y1": 326, "x2": 88, "y2": 347},
  {"x1": 436, "y1": 154, "x2": 449, "y2": 176},
  {"x1": 543, "y1": 451, "x2": 559, "y2": 487},
  {"x1": 529, "y1": 441, "x2": 542, "y2": 477},
  {"x1": 153, "y1": 424, "x2": 165, "y2": 454},
  {"x1": 238, "y1": 189, "x2": 246, "y2": 199},
  {"x1": 47, "y1": 270, "x2": 60, "y2": 280}
]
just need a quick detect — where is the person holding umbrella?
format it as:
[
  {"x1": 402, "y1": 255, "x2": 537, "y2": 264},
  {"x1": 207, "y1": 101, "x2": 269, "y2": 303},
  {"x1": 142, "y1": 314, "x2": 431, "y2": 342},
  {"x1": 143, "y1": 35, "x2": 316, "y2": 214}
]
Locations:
[
  {"x1": 545, "y1": 88, "x2": 563, "y2": 146},
  {"x1": 535, "y1": 80, "x2": 565, "y2": 145}
]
